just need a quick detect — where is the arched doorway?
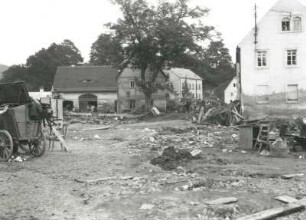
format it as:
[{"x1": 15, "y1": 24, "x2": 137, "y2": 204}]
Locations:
[{"x1": 79, "y1": 94, "x2": 98, "y2": 112}]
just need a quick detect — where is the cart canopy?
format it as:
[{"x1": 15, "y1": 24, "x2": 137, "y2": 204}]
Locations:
[{"x1": 0, "y1": 82, "x2": 31, "y2": 106}]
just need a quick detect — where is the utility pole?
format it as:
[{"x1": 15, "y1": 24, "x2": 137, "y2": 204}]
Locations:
[{"x1": 254, "y1": 3, "x2": 258, "y2": 45}]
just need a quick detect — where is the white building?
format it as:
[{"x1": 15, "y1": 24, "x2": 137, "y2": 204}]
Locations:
[
  {"x1": 238, "y1": 0, "x2": 306, "y2": 119},
  {"x1": 224, "y1": 77, "x2": 238, "y2": 104},
  {"x1": 165, "y1": 68, "x2": 203, "y2": 100},
  {"x1": 29, "y1": 87, "x2": 52, "y2": 101}
]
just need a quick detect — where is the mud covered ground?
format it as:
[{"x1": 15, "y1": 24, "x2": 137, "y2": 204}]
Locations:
[{"x1": 1, "y1": 117, "x2": 306, "y2": 220}]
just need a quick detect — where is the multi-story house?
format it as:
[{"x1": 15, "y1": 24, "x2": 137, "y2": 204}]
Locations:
[
  {"x1": 117, "y1": 68, "x2": 167, "y2": 113},
  {"x1": 165, "y1": 68, "x2": 203, "y2": 101},
  {"x1": 237, "y1": 0, "x2": 306, "y2": 119}
]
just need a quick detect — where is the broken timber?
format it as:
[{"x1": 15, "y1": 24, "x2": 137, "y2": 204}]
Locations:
[
  {"x1": 197, "y1": 106, "x2": 205, "y2": 124},
  {"x1": 281, "y1": 173, "x2": 304, "y2": 179},
  {"x1": 275, "y1": 195, "x2": 298, "y2": 204},
  {"x1": 205, "y1": 197, "x2": 238, "y2": 205},
  {"x1": 236, "y1": 203, "x2": 304, "y2": 220},
  {"x1": 81, "y1": 125, "x2": 114, "y2": 131},
  {"x1": 51, "y1": 126, "x2": 68, "y2": 151},
  {"x1": 237, "y1": 197, "x2": 306, "y2": 220},
  {"x1": 74, "y1": 176, "x2": 134, "y2": 184}
]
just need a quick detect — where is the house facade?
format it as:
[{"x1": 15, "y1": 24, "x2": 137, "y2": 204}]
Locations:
[
  {"x1": 224, "y1": 77, "x2": 238, "y2": 104},
  {"x1": 238, "y1": 0, "x2": 306, "y2": 119},
  {"x1": 117, "y1": 68, "x2": 167, "y2": 113},
  {"x1": 53, "y1": 66, "x2": 118, "y2": 112},
  {"x1": 165, "y1": 68, "x2": 203, "y2": 101}
]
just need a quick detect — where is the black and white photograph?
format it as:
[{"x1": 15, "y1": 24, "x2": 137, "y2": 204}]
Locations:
[{"x1": 2, "y1": 0, "x2": 306, "y2": 219}]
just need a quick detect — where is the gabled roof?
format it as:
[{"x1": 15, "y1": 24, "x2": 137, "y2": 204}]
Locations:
[
  {"x1": 238, "y1": 0, "x2": 306, "y2": 46},
  {"x1": 53, "y1": 66, "x2": 118, "y2": 92},
  {"x1": 164, "y1": 68, "x2": 202, "y2": 80}
]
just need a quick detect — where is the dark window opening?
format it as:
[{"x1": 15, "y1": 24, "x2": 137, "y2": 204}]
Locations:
[
  {"x1": 282, "y1": 17, "x2": 290, "y2": 31},
  {"x1": 129, "y1": 100, "x2": 136, "y2": 108}
]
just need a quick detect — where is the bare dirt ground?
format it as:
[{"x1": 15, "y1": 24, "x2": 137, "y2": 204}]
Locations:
[{"x1": 1, "y1": 116, "x2": 306, "y2": 220}]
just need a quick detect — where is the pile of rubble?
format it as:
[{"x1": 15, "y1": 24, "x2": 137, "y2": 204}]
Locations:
[
  {"x1": 150, "y1": 146, "x2": 200, "y2": 170},
  {"x1": 127, "y1": 124, "x2": 239, "y2": 170},
  {"x1": 197, "y1": 101, "x2": 242, "y2": 126}
]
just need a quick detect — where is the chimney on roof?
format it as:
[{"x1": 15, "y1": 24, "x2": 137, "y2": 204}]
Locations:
[{"x1": 39, "y1": 86, "x2": 44, "y2": 93}]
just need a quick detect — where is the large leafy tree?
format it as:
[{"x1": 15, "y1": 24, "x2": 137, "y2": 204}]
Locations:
[
  {"x1": 102, "y1": 0, "x2": 214, "y2": 110},
  {"x1": 1, "y1": 65, "x2": 30, "y2": 86},
  {"x1": 90, "y1": 34, "x2": 124, "y2": 66},
  {"x1": 1, "y1": 40, "x2": 83, "y2": 91}
]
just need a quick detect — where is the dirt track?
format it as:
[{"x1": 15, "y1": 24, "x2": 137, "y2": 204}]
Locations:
[{"x1": 1, "y1": 119, "x2": 306, "y2": 220}]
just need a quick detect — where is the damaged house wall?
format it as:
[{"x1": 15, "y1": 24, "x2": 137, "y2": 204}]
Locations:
[{"x1": 238, "y1": 0, "x2": 306, "y2": 119}]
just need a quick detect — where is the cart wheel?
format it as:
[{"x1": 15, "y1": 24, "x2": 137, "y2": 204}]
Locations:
[
  {"x1": 0, "y1": 130, "x2": 13, "y2": 162},
  {"x1": 29, "y1": 131, "x2": 46, "y2": 157}
]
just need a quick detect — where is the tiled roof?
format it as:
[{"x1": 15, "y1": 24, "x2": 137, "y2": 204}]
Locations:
[
  {"x1": 53, "y1": 66, "x2": 118, "y2": 92},
  {"x1": 165, "y1": 68, "x2": 202, "y2": 80},
  {"x1": 117, "y1": 67, "x2": 167, "y2": 78}
]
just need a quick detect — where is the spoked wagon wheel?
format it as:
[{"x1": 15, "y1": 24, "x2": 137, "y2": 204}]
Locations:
[
  {"x1": 29, "y1": 131, "x2": 46, "y2": 157},
  {"x1": 0, "y1": 130, "x2": 13, "y2": 162}
]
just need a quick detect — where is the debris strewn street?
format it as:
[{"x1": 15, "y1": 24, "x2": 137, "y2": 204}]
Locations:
[{"x1": 2, "y1": 116, "x2": 306, "y2": 219}]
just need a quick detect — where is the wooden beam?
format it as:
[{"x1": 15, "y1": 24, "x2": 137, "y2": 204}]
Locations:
[
  {"x1": 206, "y1": 197, "x2": 238, "y2": 205},
  {"x1": 51, "y1": 127, "x2": 68, "y2": 151},
  {"x1": 275, "y1": 195, "x2": 298, "y2": 204},
  {"x1": 197, "y1": 106, "x2": 205, "y2": 123},
  {"x1": 281, "y1": 174, "x2": 304, "y2": 179},
  {"x1": 236, "y1": 203, "x2": 304, "y2": 220},
  {"x1": 202, "y1": 108, "x2": 215, "y2": 122}
]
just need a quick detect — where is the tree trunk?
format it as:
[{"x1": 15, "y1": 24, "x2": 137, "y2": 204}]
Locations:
[{"x1": 144, "y1": 92, "x2": 152, "y2": 112}]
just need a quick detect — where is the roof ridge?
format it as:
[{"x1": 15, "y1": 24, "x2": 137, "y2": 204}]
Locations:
[{"x1": 58, "y1": 65, "x2": 115, "y2": 68}]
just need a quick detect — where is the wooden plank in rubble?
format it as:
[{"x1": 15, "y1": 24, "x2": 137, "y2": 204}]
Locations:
[{"x1": 51, "y1": 126, "x2": 68, "y2": 151}]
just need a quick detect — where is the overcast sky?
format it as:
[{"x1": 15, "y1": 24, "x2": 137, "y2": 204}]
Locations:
[{"x1": 0, "y1": 0, "x2": 278, "y2": 66}]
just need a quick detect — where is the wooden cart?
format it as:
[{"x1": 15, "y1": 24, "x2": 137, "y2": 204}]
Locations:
[{"x1": 0, "y1": 82, "x2": 46, "y2": 161}]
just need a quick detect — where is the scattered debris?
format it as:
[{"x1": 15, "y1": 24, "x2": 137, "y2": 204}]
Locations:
[
  {"x1": 259, "y1": 149, "x2": 270, "y2": 156},
  {"x1": 150, "y1": 146, "x2": 197, "y2": 170},
  {"x1": 149, "y1": 137, "x2": 156, "y2": 142},
  {"x1": 205, "y1": 197, "x2": 238, "y2": 205},
  {"x1": 140, "y1": 204, "x2": 155, "y2": 210},
  {"x1": 151, "y1": 107, "x2": 160, "y2": 116},
  {"x1": 190, "y1": 149, "x2": 202, "y2": 157},
  {"x1": 93, "y1": 134, "x2": 102, "y2": 140},
  {"x1": 197, "y1": 101, "x2": 242, "y2": 126},
  {"x1": 8, "y1": 155, "x2": 32, "y2": 162}
]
